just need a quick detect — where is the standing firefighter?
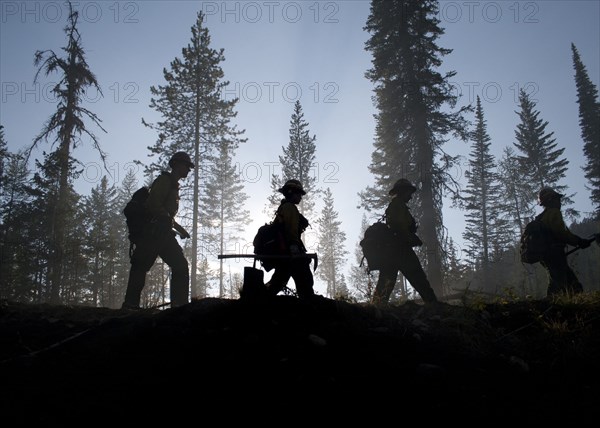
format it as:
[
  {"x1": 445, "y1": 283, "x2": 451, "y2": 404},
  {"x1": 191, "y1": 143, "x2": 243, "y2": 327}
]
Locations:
[
  {"x1": 372, "y1": 179, "x2": 438, "y2": 304},
  {"x1": 122, "y1": 152, "x2": 194, "y2": 309},
  {"x1": 265, "y1": 179, "x2": 315, "y2": 299},
  {"x1": 537, "y1": 187, "x2": 591, "y2": 296}
]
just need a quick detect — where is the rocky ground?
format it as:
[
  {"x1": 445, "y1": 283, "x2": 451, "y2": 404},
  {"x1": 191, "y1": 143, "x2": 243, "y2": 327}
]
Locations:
[{"x1": 1, "y1": 294, "x2": 599, "y2": 424}]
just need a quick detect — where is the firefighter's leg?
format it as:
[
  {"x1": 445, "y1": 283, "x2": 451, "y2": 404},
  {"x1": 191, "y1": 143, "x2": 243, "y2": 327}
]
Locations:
[
  {"x1": 562, "y1": 252, "x2": 583, "y2": 294},
  {"x1": 400, "y1": 249, "x2": 438, "y2": 303},
  {"x1": 543, "y1": 250, "x2": 570, "y2": 296},
  {"x1": 291, "y1": 258, "x2": 315, "y2": 299},
  {"x1": 123, "y1": 238, "x2": 158, "y2": 309},
  {"x1": 123, "y1": 267, "x2": 147, "y2": 308},
  {"x1": 566, "y1": 267, "x2": 584, "y2": 294},
  {"x1": 160, "y1": 235, "x2": 190, "y2": 307},
  {"x1": 266, "y1": 263, "x2": 292, "y2": 296},
  {"x1": 373, "y1": 268, "x2": 398, "y2": 305}
]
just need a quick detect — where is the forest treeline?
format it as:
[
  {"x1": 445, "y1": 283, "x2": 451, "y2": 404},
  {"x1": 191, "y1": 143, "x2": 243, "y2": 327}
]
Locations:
[{"x1": 1, "y1": 1, "x2": 598, "y2": 308}]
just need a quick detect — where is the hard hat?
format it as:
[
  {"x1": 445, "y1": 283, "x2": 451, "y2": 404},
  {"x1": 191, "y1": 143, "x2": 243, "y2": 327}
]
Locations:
[
  {"x1": 169, "y1": 152, "x2": 195, "y2": 169},
  {"x1": 278, "y1": 179, "x2": 306, "y2": 195},
  {"x1": 389, "y1": 178, "x2": 417, "y2": 195},
  {"x1": 538, "y1": 187, "x2": 563, "y2": 205}
]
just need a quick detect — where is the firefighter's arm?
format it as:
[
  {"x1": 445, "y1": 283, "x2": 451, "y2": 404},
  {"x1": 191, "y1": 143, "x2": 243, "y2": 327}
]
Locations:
[{"x1": 545, "y1": 209, "x2": 582, "y2": 246}]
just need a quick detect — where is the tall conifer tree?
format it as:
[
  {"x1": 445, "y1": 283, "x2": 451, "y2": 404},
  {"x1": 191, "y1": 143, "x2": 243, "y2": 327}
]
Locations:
[
  {"x1": 498, "y1": 147, "x2": 531, "y2": 236},
  {"x1": 315, "y1": 188, "x2": 347, "y2": 298},
  {"x1": 462, "y1": 97, "x2": 503, "y2": 281},
  {"x1": 513, "y1": 89, "x2": 576, "y2": 219},
  {"x1": 268, "y1": 101, "x2": 319, "y2": 219},
  {"x1": 202, "y1": 140, "x2": 250, "y2": 297},
  {"x1": 360, "y1": 0, "x2": 470, "y2": 296},
  {"x1": 571, "y1": 43, "x2": 600, "y2": 219},
  {"x1": 28, "y1": 150, "x2": 82, "y2": 302},
  {"x1": 0, "y1": 150, "x2": 32, "y2": 301},
  {"x1": 0, "y1": 126, "x2": 7, "y2": 196},
  {"x1": 81, "y1": 176, "x2": 120, "y2": 307},
  {"x1": 30, "y1": 3, "x2": 105, "y2": 303},
  {"x1": 143, "y1": 12, "x2": 245, "y2": 297}
]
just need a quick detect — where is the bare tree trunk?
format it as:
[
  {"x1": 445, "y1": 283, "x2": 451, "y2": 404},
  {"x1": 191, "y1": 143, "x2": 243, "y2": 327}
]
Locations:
[{"x1": 49, "y1": 137, "x2": 71, "y2": 304}]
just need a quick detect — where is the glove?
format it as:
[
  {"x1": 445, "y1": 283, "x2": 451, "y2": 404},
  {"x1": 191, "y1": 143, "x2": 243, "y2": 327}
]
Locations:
[
  {"x1": 579, "y1": 238, "x2": 591, "y2": 249},
  {"x1": 180, "y1": 230, "x2": 191, "y2": 239},
  {"x1": 289, "y1": 244, "x2": 300, "y2": 255}
]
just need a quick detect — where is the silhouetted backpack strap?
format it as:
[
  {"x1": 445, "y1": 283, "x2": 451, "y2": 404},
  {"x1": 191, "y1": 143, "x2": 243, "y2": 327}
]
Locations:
[
  {"x1": 123, "y1": 186, "x2": 150, "y2": 257},
  {"x1": 360, "y1": 217, "x2": 397, "y2": 272},
  {"x1": 520, "y1": 212, "x2": 550, "y2": 264}
]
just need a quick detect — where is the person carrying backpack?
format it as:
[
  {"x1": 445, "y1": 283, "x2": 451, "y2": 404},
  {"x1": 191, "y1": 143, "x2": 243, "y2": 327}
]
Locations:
[
  {"x1": 265, "y1": 179, "x2": 314, "y2": 299},
  {"x1": 372, "y1": 179, "x2": 437, "y2": 305},
  {"x1": 536, "y1": 187, "x2": 591, "y2": 296},
  {"x1": 122, "y1": 152, "x2": 194, "y2": 309}
]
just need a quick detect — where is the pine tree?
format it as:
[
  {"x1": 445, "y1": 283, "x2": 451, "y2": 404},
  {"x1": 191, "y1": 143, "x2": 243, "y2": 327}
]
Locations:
[
  {"x1": 28, "y1": 150, "x2": 82, "y2": 303},
  {"x1": 60, "y1": 199, "x2": 88, "y2": 305},
  {"x1": 0, "y1": 126, "x2": 7, "y2": 196},
  {"x1": 360, "y1": 0, "x2": 470, "y2": 297},
  {"x1": 81, "y1": 176, "x2": 120, "y2": 307},
  {"x1": 315, "y1": 188, "x2": 347, "y2": 298},
  {"x1": 268, "y1": 101, "x2": 319, "y2": 219},
  {"x1": 114, "y1": 169, "x2": 143, "y2": 306},
  {"x1": 0, "y1": 149, "x2": 32, "y2": 301},
  {"x1": 143, "y1": 11, "x2": 245, "y2": 298},
  {"x1": 202, "y1": 140, "x2": 250, "y2": 297},
  {"x1": 30, "y1": 3, "x2": 106, "y2": 303},
  {"x1": 571, "y1": 43, "x2": 600, "y2": 219},
  {"x1": 196, "y1": 257, "x2": 213, "y2": 299},
  {"x1": 442, "y1": 237, "x2": 468, "y2": 294},
  {"x1": 336, "y1": 274, "x2": 351, "y2": 301},
  {"x1": 0, "y1": 127, "x2": 11, "y2": 272},
  {"x1": 513, "y1": 89, "x2": 576, "y2": 220},
  {"x1": 348, "y1": 214, "x2": 374, "y2": 302},
  {"x1": 498, "y1": 147, "x2": 532, "y2": 236},
  {"x1": 462, "y1": 97, "x2": 503, "y2": 283}
]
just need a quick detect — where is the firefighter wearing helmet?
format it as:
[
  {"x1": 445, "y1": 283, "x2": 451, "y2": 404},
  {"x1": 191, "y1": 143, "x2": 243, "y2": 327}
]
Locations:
[
  {"x1": 122, "y1": 152, "x2": 195, "y2": 309},
  {"x1": 264, "y1": 179, "x2": 315, "y2": 299},
  {"x1": 372, "y1": 178, "x2": 438, "y2": 304},
  {"x1": 536, "y1": 186, "x2": 591, "y2": 296}
]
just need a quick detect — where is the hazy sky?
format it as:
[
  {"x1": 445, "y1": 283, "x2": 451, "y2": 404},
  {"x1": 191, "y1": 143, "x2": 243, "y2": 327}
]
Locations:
[{"x1": 1, "y1": 1, "x2": 599, "y2": 295}]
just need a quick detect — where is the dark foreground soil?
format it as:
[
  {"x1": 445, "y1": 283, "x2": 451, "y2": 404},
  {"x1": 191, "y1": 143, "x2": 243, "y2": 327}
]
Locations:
[{"x1": 1, "y1": 295, "x2": 599, "y2": 424}]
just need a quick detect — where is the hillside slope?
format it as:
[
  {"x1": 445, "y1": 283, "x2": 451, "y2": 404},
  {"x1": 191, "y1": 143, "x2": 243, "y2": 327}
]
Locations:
[{"x1": 1, "y1": 295, "x2": 599, "y2": 423}]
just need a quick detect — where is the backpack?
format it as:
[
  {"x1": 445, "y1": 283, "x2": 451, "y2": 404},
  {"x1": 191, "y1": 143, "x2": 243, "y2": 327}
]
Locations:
[
  {"x1": 123, "y1": 186, "x2": 150, "y2": 256},
  {"x1": 253, "y1": 201, "x2": 309, "y2": 271},
  {"x1": 360, "y1": 221, "x2": 397, "y2": 272},
  {"x1": 520, "y1": 213, "x2": 549, "y2": 264},
  {"x1": 253, "y1": 221, "x2": 285, "y2": 272}
]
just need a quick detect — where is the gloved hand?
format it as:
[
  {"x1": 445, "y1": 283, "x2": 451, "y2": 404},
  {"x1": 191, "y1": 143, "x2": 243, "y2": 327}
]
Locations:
[
  {"x1": 289, "y1": 244, "x2": 300, "y2": 255},
  {"x1": 180, "y1": 230, "x2": 191, "y2": 239},
  {"x1": 579, "y1": 238, "x2": 591, "y2": 249}
]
